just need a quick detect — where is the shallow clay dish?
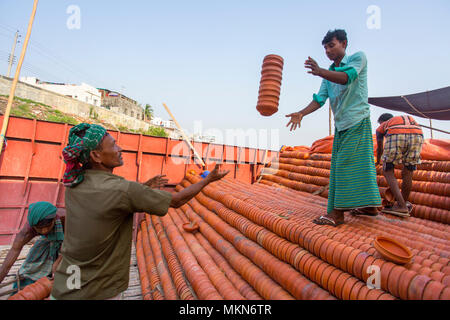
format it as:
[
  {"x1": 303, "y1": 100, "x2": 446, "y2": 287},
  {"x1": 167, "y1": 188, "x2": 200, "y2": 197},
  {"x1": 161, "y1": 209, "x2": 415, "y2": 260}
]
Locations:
[
  {"x1": 182, "y1": 222, "x2": 199, "y2": 233},
  {"x1": 373, "y1": 236, "x2": 413, "y2": 265}
]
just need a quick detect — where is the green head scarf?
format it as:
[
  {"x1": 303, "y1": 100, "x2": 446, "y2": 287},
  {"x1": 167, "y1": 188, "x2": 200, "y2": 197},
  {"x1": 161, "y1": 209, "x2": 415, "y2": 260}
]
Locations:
[
  {"x1": 62, "y1": 123, "x2": 107, "y2": 187},
  {"x1": 28, "y1": 201, "x2": 57, "y2": 227}
]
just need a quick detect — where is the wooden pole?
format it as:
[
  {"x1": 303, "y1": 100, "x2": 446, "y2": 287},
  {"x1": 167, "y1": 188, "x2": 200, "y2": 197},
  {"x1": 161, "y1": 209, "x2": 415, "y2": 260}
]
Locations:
[
  {"x1": 162, "y1": 103, "x2": 206, "y2": 168},
  {"x1": 0, "y1": 0, "x2": 39, "y2": 156}
]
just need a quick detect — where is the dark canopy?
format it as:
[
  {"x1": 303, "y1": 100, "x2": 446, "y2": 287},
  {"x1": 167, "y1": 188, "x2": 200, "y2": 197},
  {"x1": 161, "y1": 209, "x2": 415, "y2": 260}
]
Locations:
[{"x1": 368, "y1": 86, "x2": 450, "y2": 120}]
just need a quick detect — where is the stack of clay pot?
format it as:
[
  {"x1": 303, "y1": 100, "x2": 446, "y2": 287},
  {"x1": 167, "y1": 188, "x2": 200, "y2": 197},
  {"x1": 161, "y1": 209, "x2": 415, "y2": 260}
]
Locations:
[
  {"x1": 8, "y1": 277, "x2": 53, "y2": 300},
  {"x1": 256, "y1": 54, "x2": 284, "y2": 116}
]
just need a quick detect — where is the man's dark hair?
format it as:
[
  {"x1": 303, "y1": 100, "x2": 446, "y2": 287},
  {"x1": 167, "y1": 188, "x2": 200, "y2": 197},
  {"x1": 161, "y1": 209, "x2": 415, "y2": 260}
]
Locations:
[
  {"x1": 322, "y1": 29, "x2": 347, "y2": 45},
  {"x1": 378, "y1": 113, "x2": 394, "y2": 124}
]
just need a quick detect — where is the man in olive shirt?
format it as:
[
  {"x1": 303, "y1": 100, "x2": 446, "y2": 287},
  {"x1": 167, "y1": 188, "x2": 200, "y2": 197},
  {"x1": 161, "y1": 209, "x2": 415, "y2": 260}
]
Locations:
[{"x1": 51, "y1": 123, "x2": 229, "y2": 299}]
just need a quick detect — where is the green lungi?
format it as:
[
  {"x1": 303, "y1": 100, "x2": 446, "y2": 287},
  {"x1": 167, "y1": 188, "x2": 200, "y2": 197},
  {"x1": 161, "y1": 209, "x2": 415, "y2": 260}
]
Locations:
[{"x1": 327, "y1": 117, "x2": 381, "y2": 213}]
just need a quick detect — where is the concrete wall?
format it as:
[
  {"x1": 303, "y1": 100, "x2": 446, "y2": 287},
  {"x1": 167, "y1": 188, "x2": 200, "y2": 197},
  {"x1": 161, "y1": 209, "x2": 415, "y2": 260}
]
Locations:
[{"x1": 0, "y1": 75, "x2": 153, "y2": 131}]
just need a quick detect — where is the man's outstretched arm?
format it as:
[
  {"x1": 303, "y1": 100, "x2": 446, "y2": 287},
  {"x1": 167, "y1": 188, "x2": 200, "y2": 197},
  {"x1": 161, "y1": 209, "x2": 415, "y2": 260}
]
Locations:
[{"x1": 170, "y1": 164, "x2": 229, "y2": 208}]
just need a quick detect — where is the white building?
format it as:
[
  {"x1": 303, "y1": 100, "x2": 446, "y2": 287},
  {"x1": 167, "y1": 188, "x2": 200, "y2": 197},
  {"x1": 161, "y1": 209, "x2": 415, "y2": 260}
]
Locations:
[{"x1": 20, "y1": 77, "x2": 102, "y2": 107}]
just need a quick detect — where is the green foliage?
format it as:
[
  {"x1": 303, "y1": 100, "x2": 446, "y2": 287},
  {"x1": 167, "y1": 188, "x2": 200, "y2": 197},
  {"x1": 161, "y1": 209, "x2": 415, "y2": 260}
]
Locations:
[
  {"x1": 144, "y1": 104, "x2": 154, "y2": 120},
  {"x1": 144, "y1": 126, "x2": 168, "y2": 137}
]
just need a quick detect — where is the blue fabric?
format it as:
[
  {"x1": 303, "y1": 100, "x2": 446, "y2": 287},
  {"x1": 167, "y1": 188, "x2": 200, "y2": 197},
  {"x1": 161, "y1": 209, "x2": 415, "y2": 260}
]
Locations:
[
  {"x1": 313, "y1": 51, "x2": 371, "y2": 131},
  {"x1": 27, "y1": 201, "x2": 57, "y2": 227}
]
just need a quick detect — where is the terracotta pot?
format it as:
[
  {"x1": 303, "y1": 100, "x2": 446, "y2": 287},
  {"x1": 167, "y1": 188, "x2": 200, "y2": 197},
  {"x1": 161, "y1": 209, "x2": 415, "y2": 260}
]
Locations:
[
  {"x1": 353, "y1": 252, "x2": 370, "y2": 279},
  {"x1": 349, "y1": 282, "x2": 365, "y2": 300},
  {"x1": 182, "y1": 222, "x2": 199, "y2": 233},
  {"x1": 257, "y1": 96, "x2": 278, "y2": 106},
  {"x1": 259, "y1": 84, "x2": 281, "y2": 93},
  {"x1": 339, "y1": 247, "x2": 354, "y2": 272},
  {"x1": 407, "y1": 274, "x2": 432, "y2": 300},
  {"x1": 261, "y1": 74, "x2": 283, "y2": 82},
  {"x1": 422, "y1": 280, "x2": 445, "y2": 300},
  {"x1": 259, "y1": 89, "x2": 281, "y2": 97},
  {"x1": 262, "y1": 60, "x2": 283, "y2": 69},
  {"x1": 260, "y1": 79, "x2": 282, "y2": 87},
  {"x1": 397, "y1": 270, "x2": 416, "y2": 300},
  {"x1": 357, "y1": 285, "x2": 371, "y2": 300},
  {"x1": 387, "y1": 265, "x2": 405, "y2": 297},
  {"x1": 320, "y1": 265, "x2": 335, "y2": 290},
  {"x1": 261, "y1": 71, "x2": 283, "y2": 79},
  {"x1": 261, "y1": 66, "x2": 283, "y2": 75},
  {"x1": 263, "y1": 54, "x2": 284, "y2": 64},
  {"x1": 256, "y1": 104, "x2": 278, "y2": 116},
  {"x1": 366, "y1": 289, "x2": 384, "y2": 300},
  {"x1": 327, "y1": 269, "x2": 342, "y2": 295},
  {"x1": 346, "y1": 249, "x2": 361, "y2": 274},
  {"x1": 373, "y1": 236, "x2": 413, "y2": 265},
  {"x1": 334, "y1": 273, "x2": 352, "y2": 298},
  {"x1": 361, "y1": 256, "x2": 376, "y2": 283},
  {"x1": 341, "y1": 277, "x2": 359, "y2": 300}
]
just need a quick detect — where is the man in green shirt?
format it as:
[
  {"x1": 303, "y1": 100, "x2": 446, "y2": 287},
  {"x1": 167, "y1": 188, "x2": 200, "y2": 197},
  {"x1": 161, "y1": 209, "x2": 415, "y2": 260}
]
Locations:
[
  {"x1": 51, "y1": 123, "x2": 229, "y2": 299},
  {"x1": 286, "y1": 29, "x2": 381, "y2": 226}
]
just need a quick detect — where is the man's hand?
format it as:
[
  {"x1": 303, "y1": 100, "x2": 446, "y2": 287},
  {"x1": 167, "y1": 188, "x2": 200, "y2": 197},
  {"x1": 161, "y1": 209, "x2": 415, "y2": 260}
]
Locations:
[
  {"x1": 305, "y1": 56, "x2": 323, "y2": 76},
  {"x1": 143, "y1": 175, "x2": 169, "y2": 189},
  {"x1": 205, "y1": 164, "x2": 230, "y2": 183},
  {"x1": 285, "y1": 112, "x2": 304, "y2": 131}
]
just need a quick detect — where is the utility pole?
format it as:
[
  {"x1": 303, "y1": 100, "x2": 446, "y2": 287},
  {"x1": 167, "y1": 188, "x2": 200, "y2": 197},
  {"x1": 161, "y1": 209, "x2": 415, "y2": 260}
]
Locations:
[{"x1": 7, "y1": 31, "x2": 20, "y2": 78}]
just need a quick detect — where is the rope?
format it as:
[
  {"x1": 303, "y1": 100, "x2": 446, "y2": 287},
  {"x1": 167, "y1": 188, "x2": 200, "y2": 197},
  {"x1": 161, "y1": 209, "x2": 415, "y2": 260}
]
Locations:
[{"x1": 401, "y1": 95, "x2": 430, "y2": 119}]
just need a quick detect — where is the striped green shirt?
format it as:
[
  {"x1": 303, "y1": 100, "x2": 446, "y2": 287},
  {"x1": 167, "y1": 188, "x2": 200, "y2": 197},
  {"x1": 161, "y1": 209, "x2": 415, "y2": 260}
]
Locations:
[{"x1": 313, "y1": 51, "x2": 371, "y2": 131}]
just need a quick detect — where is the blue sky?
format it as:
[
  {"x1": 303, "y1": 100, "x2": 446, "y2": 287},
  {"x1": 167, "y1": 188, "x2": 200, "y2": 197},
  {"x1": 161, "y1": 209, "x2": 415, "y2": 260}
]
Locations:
[{"x1": 1, "y1": 0, "x2": 449, "y2": 149}]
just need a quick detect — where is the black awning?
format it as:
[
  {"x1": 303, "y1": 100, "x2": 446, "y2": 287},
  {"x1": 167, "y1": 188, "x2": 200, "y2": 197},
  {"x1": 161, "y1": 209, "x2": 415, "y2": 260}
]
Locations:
[{"x1": 368, "y1": 86, "x2": 450, "y2": 120}]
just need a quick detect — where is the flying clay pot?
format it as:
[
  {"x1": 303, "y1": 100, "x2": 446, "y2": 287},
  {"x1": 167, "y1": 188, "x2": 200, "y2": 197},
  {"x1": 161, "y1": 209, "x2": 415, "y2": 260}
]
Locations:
[{"x1": 256, "y1": 54, "x2": 284, "y2": 116}]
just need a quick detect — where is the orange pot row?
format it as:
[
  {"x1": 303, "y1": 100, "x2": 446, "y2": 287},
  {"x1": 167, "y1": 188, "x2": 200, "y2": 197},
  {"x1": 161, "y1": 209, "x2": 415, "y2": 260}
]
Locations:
[
  {"x1": 136, "y1": 231, "x2": 153, "y2": 300},
  {"x1": 150, "y1": 215, "x2": 196, "y2": 300},
  {"x1": 145, "y1": 215, "x2": 179, "y2": 300},
  {"x1": 201, "y1": 182, "x2": 450, "y2": 300},
  {"x1": 180, "y1": 200, "x2": 295, "y2": 300},
  {"x1": 168, "y1": 209, "x2": 246, "y2": 300},
  {"x1": 159, "y1": 213, "x2": 223, "y2": 300},
  {"x1": 8, "y1": 276, "x2": 53, "y2": 300}
]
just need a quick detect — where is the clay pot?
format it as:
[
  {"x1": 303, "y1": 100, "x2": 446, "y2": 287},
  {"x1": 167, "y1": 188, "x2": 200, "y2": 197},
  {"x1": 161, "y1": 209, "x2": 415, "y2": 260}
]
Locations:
[
  {"x1": 353, "y1": 252, "x2": 371, "y2": 279},
  {"x1": 256, "y1": 104, "x2": 278, "y2": 116},
  {"x1": 346, "y1": 281, "x2": 363, "y2": 300},
  {"x1": 262, "y1": 60, "x2": 284, "y2": 69},
  {"x1": 387, "y1": 266, "x2": 405, "y2": 297},
  {"x1": 397, "y1": 270, "x2": 416, "y2": 300},
  {"x1": 264, "y1": 54, "x2": 284, "y2": 63},
  {"x1": 373, "y1": 236, "x2": 413, "y2": 265},
  {"x1": 259, "y1": 84, "x2": 281, "y2": 93},
  {"x1": 260, "y1": 79, "x2": 282, "y2": 87},
  {"x1": 261, "y1": 66, "x2": 283, "y2": 75},
  {"x1": 261, "y1": 74, "x2": 283, "y2": 82},
  {"x1": 182, "y1": 222, "x2": 199, "y2": 233},
  {"x1": 261, "y1": 71, "x2": 283, "y2": 79},
  {"x1": 407, "y1": 274, "x2": 432, "y2": 300},
  {"x1": 334, "y1": 273, "x2": 352, "y2": 298},
  {"x1": 259, "y1": 89, "x2": 280, "y2": 97},
  {"x1": 422, "y1": 280, "x2": 445, "y2": 300},
  {"x1": 341, "y1": 277, "x2": 359, "y2": 300}
]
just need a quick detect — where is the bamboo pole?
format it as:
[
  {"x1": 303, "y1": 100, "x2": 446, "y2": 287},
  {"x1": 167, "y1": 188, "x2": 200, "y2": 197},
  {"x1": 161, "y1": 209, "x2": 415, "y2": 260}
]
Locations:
[
  {"x1": 162, "y1": 103, "x2": 206, "y2": 168},
  {"x1": 0, "y1": 0, "x2": 39, "y2": 156}
]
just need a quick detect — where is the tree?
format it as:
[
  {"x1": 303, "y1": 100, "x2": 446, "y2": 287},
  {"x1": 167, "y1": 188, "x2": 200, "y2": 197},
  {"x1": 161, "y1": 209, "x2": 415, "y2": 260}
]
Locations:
[{"x1": 144, "y1": 104, "x2": 154, "y2": 121}]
